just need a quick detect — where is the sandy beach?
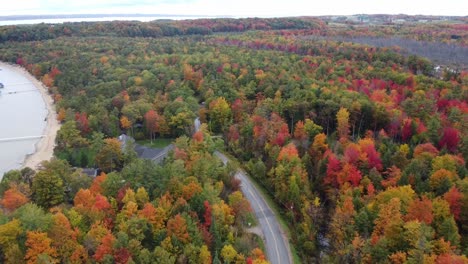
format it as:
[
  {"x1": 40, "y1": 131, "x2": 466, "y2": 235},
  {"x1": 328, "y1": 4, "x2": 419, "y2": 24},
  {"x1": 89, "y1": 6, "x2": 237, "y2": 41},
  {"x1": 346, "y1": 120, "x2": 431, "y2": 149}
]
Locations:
[{"x1": 0, "y1": 62, "x2": 60, "y2": 171}]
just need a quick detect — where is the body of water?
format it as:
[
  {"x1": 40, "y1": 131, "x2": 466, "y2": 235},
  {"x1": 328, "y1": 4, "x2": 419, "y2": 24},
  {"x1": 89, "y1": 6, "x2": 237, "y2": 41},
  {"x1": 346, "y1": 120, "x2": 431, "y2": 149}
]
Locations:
[
  {"x1": 0, "y1": 66, "x2": 47, "y2": 177},
  {"x1": 0, "y1": 16, "x2": 213, "y2": 26}
]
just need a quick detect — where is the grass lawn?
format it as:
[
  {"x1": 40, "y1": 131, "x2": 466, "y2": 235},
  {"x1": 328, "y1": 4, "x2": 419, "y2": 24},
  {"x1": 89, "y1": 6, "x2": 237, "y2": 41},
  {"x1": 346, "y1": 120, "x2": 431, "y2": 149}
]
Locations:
[{"x1": 137, "y1": 138, "x2": 174, "y2": 148}]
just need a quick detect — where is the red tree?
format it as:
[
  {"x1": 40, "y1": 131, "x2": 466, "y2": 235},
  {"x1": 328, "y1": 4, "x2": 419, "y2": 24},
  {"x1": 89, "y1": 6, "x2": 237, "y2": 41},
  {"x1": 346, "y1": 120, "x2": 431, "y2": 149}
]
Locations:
[
  {"x1": 94, "y1": 233, "x2": 115, "y2": 262},
  {"x1": 344, "y1": 143, "x2": 360, "y2": 165},
  {"x1": 277, "y1": 143, "x2": 299, "y2": 162},
  {"x1": 167, "y1": 214, "x2": 190, "y2": 243},
  {"x1": 339, "y1": 163, "x2": 362, "y2": 187},
  {"x1": 439, "y1": 127, "x2": 460, "y2": 152},
  {"x1": 49, "y1": 66, "x2": 62, "y2": 79},
  {"x1": 401, "y1": 118, "x2": 413, "y2": 142},
  {"x1": 0, "y1": 187, "x2": 29, "y2": 211},
  {"x1": 406, "y1": 196, "x2": 433, "y2": 224},
  {"x1": 144, "y1": 109, "x2": 159, "y2": 142},
  {"x1": 75, "y1": 112, "x2": 90, "y2": 135},
  {"x1": 94, "y1": 194, "x2": 112, "y2": 212},
  {"x1": 444, "y1": 187, "x2": 463, "y2": 221},
  {"x1": 114, "y1": 248, "x2": 131, "y2": 264},
  {"x1": 231, "y1": 98, "x2": 244, "y2": 122},
  {"x1": 193, "y1": 131, "x2": 204, "y2": 143},
  {"x1": 325, "y1": 152, "x2": 341, "y2": 187},
  {"x1": 203, "y1": 200, "x2": 212, "y2": 228}
]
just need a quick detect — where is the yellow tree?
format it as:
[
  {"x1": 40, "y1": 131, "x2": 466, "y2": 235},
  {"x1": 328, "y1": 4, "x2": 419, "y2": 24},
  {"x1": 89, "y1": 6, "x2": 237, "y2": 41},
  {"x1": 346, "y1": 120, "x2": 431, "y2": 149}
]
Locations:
[
  {"x1": 135, "y1": 187, "x2": 149, "y2": 208},
  {"x1": 209, "y1": 97, "x2": 231, "y2": 133},
  {"x1": 309, "y1": 133, "x2": 328, "y2": 159},
  {"x1": 328, "y1": 196, "x2": 356, "y2": 258},
  {"x1": 221, "y1": 244, "x2": 237, "y2": 264},
  {"x1": 25, "y1": 231, "x2": 58, "y2": 264},
  {"x1": 0, "y1": 219, "x2": 22, "y2": 250},
  {"x1": 371, "y1": 198, "x2": 404, "y2": 250},
  {"x1": 120, "y1": 115, "x2": 132, "y2": 131},
  {"x1": 199, "y1": 245, "x2": 212, "y2": 264},
  {"x1": 49, "y1": 212, "x2": 81, "y2": 262},
  {"x1": 57, "y1": 108, "x2": 66, "y2": 123},
  {"x1": 336, "y1": 107, "x2": 350, "y2": 142},
  {"x1": 138, "y1": 203, "x2": 166, "y2": 231},
  {"x1": 228, "y1": 191, "x2": 251, "y2": 225}
]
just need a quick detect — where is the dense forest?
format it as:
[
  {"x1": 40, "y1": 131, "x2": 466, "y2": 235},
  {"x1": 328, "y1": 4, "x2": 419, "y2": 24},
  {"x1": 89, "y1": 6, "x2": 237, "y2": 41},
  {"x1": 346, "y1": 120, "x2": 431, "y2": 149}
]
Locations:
[{"x1": 0, "y1": 16, "x2": 467, "y2": 263}]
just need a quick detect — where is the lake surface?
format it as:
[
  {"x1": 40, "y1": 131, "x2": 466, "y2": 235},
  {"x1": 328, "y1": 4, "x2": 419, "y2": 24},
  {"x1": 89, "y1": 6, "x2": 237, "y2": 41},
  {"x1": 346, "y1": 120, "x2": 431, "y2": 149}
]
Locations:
[
  {"x1": 0, "y1": 66, "x2": 47, "y2": 177},
  {"x1": 0, "y1": 16, "x2": 213, "y2": 26}
]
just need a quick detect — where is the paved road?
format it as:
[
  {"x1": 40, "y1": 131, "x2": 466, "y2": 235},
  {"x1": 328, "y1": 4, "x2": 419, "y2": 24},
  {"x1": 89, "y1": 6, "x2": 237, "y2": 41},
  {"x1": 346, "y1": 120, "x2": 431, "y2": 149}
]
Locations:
[{"x1": 214, "y1": 151, "x2": 292, "y2": 264}]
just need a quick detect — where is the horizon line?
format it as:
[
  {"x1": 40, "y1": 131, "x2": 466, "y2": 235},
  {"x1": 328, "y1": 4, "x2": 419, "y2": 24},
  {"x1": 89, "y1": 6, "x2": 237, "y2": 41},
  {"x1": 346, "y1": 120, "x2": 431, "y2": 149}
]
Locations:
[{"x1": 1, "y1": 13, "x2": 467, "y2": 20}]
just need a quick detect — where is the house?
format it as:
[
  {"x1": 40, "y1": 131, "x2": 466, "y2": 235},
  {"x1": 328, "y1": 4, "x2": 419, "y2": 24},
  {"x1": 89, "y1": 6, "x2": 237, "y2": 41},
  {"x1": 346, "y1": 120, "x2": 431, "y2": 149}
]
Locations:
[
  {"x1": 134, "y1": 144, "x2": 165, "y2": 160},
  {"x1": 118, "y1": 134, "x2": 173, "y2": 163},
  {"x1": 79, "y1": 168, "x2": 99, "y2": 177}
]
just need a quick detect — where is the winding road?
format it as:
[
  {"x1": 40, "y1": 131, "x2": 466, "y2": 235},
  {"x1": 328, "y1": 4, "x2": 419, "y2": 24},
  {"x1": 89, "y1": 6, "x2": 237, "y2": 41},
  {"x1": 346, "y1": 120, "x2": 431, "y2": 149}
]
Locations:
[
  {"x1": 154, "y1": 119, "x2": 292, "y2": 263},
  {"x1": 214, "y1": 151, "x2": 292, "y2": 264}
]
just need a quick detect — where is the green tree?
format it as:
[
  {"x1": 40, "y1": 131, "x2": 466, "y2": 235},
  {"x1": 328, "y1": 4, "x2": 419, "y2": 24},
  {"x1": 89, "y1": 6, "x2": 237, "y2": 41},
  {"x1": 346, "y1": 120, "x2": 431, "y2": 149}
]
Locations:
[
  {"x1": 31, "y1": 171, "x2": 64, "y2": 209},
  {"x1": 56, "y1": 120, "x2": 89, "y2": 150},
  {"x1": 101, "y1": 172, "x2": 125, "y2": 198},
  {"x1": 12, "y1": 203, "x2": 53, "y2": 232},
  {"x1": 95, "y1": 138, "x2": 124, "y2": 172}
]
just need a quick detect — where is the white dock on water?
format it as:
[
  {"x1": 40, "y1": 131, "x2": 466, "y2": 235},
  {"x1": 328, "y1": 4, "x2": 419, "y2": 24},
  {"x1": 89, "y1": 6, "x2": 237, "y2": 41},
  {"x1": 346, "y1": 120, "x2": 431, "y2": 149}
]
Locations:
[{"x1": 0, "y1": 135, "x2": 45, "y2": 143}]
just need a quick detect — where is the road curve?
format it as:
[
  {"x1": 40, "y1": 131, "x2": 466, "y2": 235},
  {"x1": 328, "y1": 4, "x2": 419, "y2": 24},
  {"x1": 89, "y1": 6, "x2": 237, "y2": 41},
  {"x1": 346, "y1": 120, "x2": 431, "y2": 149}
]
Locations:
[{"x1": 214, "y1": 151, "x2": 292, "y2": 264}]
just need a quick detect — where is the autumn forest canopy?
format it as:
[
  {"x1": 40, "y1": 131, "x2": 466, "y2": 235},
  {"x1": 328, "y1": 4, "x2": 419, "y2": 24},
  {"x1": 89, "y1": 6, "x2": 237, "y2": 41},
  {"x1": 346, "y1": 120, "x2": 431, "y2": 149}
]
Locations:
[{"x1": 0, "y1": 16, "x2": 467, "y2": 263}]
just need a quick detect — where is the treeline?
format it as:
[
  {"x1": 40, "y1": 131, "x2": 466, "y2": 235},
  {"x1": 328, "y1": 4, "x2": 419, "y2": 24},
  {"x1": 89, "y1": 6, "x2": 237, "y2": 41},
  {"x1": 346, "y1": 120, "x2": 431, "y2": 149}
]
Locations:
[
  {"x1": 0, "y1": 19, "x2": 467, "y2": 263},
  {"x1": 0, "y1": 17, "x2": 324, "y2": 42},
  {"x1": 312, "y1": 36, "x2": 468, "y2": 68}
]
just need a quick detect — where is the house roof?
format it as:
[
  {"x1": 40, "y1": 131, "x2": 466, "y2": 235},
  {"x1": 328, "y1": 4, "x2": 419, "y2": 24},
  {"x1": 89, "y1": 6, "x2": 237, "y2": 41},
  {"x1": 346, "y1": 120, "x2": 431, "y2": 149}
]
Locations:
[
  {"x1": 81, "y1": 168, "x2": 98, "y2": 177},
  {"x1": 119, "y1": 134, "x2": 172, "y2": 162},
  {"x1": 134, "y1": 145, "x2": 164, "y2": 160}
]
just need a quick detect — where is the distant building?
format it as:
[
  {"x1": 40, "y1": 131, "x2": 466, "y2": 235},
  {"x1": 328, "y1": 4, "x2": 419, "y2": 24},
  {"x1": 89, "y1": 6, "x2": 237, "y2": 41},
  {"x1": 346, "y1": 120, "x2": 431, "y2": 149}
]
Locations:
[
  {"x1": 346, "y1": 15, "x2": 360, "y2": 22},
  {"x1": 358, "y1": 15, "x2": 370, "y2": 23},
  {"x1": 0, "y1": 83, "x2": 4, "y2": 88},
  {"x1": 393, "y1": 19, "x2": 406, "y2": 24}
]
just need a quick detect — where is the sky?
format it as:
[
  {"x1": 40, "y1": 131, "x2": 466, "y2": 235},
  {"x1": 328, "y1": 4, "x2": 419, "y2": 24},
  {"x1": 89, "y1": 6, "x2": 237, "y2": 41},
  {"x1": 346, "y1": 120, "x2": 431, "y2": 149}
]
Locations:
[{"x1": 1, "y1": 0, "x2": 467, "y2": 17}]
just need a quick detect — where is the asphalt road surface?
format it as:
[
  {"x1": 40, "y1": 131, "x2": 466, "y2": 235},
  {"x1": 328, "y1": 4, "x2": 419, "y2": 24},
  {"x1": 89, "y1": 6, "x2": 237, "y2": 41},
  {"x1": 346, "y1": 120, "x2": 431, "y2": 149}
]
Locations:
[{"x1": 214, "y1": 151, "x2": 292, "y2": 264}]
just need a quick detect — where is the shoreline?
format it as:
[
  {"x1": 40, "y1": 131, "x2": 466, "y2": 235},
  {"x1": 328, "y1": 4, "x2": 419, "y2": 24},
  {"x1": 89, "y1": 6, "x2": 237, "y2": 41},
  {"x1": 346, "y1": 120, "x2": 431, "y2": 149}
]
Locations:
[{"x1": 0, "y1": 62, "x2": 60, "y2": 171}]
